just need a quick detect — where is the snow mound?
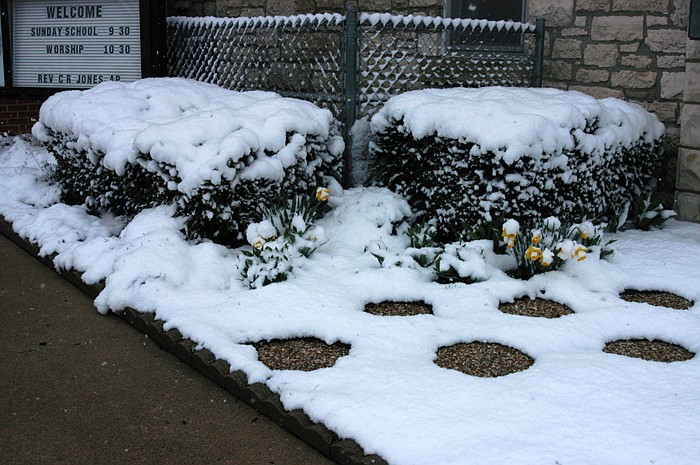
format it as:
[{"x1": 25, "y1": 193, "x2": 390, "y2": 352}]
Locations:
[{"x1": 370, "y1": 86, "x2": 663, "y2": 166}]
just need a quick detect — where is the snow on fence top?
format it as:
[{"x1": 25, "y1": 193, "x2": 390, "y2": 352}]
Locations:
[
  {"x1": 359, "y1": 12, "x2": 536, "y2": 32},
  {"x1": 166, "y1": 13, "x2": 345, "y2": 28},
  {"x1": 370, "y1": 87, "x2": 664, "y2": 165},
  {"x1": 166, "y1": 12, "x2": 533, "y2": 33},
  {"x1": 32, "y1": 78, "x2": 343, "y2": 193}
]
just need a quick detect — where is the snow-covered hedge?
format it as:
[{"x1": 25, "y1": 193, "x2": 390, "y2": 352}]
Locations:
[
  {"x1": 32, "y1": 78, "x2": 344, "y2": 245},
  {"x1": 370, "y1": 87, "x2": 664, "y2": 242}
]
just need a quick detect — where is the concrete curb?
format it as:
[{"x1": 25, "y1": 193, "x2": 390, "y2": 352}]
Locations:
[{"x1": 0, "y1": 216, "x2": 388, "y2": 465}]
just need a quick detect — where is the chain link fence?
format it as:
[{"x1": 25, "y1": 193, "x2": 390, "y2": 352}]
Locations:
[{"x1": 166, "y1": 8, "x2": 545, "y2": 183}]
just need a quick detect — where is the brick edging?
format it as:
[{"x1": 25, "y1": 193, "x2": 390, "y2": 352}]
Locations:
[{"x1": 0, "y1": 216, "x2": 388, "y2": 465}]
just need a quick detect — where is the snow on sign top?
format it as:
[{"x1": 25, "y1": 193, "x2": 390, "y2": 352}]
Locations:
[
  {"x1": 370, "y1": 87, "x2": 664, "y2": 165},
  {"x1": 32, "y1": 78, "x2": 342, "y2": 193}
]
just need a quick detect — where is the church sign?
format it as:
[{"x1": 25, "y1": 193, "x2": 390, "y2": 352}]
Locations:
[{"x1": 0, "y1": 0, "x2": 165, "y2": 93}]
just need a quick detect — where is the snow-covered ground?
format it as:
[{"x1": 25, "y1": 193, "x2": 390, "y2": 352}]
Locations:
[{"x1": 2, "y1": 130, "x2": 700, "y2": 465}]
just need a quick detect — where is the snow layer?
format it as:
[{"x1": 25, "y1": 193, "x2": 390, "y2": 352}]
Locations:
[
  {"x1": 32, "y1": 78, "x2": 342, "y2": 192},
  {"x1": 3, "y1": 132, "x2": 700, "y2": 465},
  {"x1": 370, "y1": 87, "x2": 664, "y2": 165}
]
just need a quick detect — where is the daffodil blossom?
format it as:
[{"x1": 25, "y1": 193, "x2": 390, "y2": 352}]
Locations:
[
  {"x1": 316, "y1": 187, "x2": 330, "y2": 202},
  {"x1": 541, "y1": 249, "x2": 554, "y2": 266},
  {"x1": 572, "y1": 244, "x2": 588, "y2": 261},
  {"x1": 531, "y1": 229, "x2": 541, "y2": 244},
  {"x1": 253, "y1": 238, "x2": 266, "y2": 250},
  {"x1": 502, "y1": 219, "x2": 519, "y2": 248},
  {"x1": 557, "y1": 240, "x2": 575, "y2": 260},
  {"x1": 525, "y1": 246, "x2": 543, "y2": 262},
  {"x1": 543, "y1": 216, "x2": 561, "y2": 231}
]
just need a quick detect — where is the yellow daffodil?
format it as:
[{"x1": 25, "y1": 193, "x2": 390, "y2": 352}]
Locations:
[
  {"x1": 541, "y1": 249, "x2": 554, "y2": 266},
  {"x1": 253, "y1": 239, "x2": 266, "y2": 250},
  {"x1": 502, "y1": 219, "x2": 519, "y2": 248},
  {"x1": 531, "y1": 229, "x2": 541, "y2": 244},
  {"x1": 572, "y1": 244, "x2": 588, "y2": 261},
  {"x1": 525, "y1": 246, "x2": 543, "y2": 262},
  {"x1": 316, "y1": 187, "x2": 330, "y2": 202}
]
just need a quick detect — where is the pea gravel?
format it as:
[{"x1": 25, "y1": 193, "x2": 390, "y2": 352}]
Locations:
[
  {"x1": 499, "y1": 298, "x2": 574, "y2": 318},
  {"x1": 364, "y1": 301, "x2": 433, "y2": 316},
  {"x1": 620, "y1": 290, "x2": 693, "y2": 310},
  {"x1": 604, "y1": 339, "x2": 695, "y2": 362},
  {"x1": 435, "y1": 342, "x2": 534, "y2": 378},
  {"x1": 253, "y1": 338, "x2": 351, "y2": 371}
]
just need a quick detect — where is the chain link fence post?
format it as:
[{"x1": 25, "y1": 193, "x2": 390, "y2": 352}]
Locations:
[
  {"x1": 342, "y1": 5, "x2": 359, "y2": 188},
  {"x1": 533, "y1": 17, "x2": 545, "y2": 87}
]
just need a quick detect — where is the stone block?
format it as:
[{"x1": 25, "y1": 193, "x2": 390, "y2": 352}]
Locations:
[
  {"x1": 561, "y1": 27, "x2": 587, "y2": 36},
  {"x1": 676, "y1": 191, "x2": 700, "y2": 222},
  {"x1": 574, "y1": 16, "x2": 587, "y2": 27},
  {"x1": 646, "y1": 15, "x2": 668, "y2": 26},
  {"x1": 591, "y1": 16, "x2": 644, "y2": 41},
  {"x1": 678, "y1": 148, "x2": 700, "y2": 191},
  {"x1": 568, "y1": 85, "x2": 625, "y2": 98},
  {"x1": 621, "y1": 54, "x2": 652, "y2": 67},
  {"x1": 680, "y1": 104, "x2": 700, "y2": 146},
  {"x1": 657, "y1": 54, "x2": 686, "y2": 68},
  {"x1": 529, "y1": 0, "x2": 575, "y2": 26},
  {"x1": 611, "y1": 70, "x2": 657, "y2": 88},
  {"x1": 360, "y1": 0, "x2": 393, "y2": 10},
  {"x1": 619, "y1": 43, "x2": 640, "y2": 52},
  {"x1": 584, "y1": 43, "x2": 619, "y2": 67},
  {"x1": 646, "y1": 29, "x2": 688, "y2": 53},
  {"x1": 642, "y1": 101, "x2": 679, "y2": 123},
  {"x1": 552, "y1": 38, "x2": 583, "y2": 59},
  {"x1": 544, "y1": 60, "x2": 573, "y2": 80},
  {"x1": 267, "y1": 0, "x2": 296, "y2": 14},
  {"x1": 542, "y1": 80, "x2": 569, "y2": 89},
  {"x1": 670, "y1": 0, "x2": 690, "y2": 26},
  {"x1": 613, "y1": 0, "x2": 668, "y2": 13},
  {"x1": 576, "y1": 68, "x2": 610, "y2": 82},
  {"x1": 577, "y1": 0, "x2": 611, "y2": 11},
  {"x1": 687, "y1": 39, "x2": 700, "y2": 60},
  {"x1": 685, "y1": 63, "x2": 700, "y2": 102},
  {"x1": 660, "y1": 72, "x2": 685, "y2": 99}
]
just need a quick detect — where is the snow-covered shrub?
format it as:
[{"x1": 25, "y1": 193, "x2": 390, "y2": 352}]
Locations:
[
  {"x1": 370, "y1": 87, "x2": 664, "y2": 243},
  {"x1": 502, "y1": 216, "x2": 613, "y2": 279},
  {"x1": 238, "y1": 187, "x2": 331, "y2": 288},
  {"x1": 32, "y1": 78, "x2": 344, "y2": 246}
]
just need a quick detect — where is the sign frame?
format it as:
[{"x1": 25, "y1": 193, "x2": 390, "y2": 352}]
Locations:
[{"x1": 0, "y1": 0, "x2": 166, "y2": 97}]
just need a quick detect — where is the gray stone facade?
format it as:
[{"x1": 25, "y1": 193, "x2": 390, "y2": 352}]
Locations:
[{"x1": 181, "y1": 0, "x2": 700, "y2": 222}]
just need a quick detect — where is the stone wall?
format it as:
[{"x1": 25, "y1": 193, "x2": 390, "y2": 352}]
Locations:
[
  {"x1": 678, "y1": 39, "x2": 700, "y2": 221},
  {"x1": 200, "y1": 0, "x2": 441, "y2": 16},
  {"x1": 529, "y1": 0, "x2": 697, "y2": 217}
]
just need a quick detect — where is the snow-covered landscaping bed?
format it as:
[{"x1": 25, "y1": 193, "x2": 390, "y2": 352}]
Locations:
[
  {"x1": 32, "y1": 78, "x2": 344, "y2": 245},
  {"x1": 2, "y1": 81, "x2": 700, "y2": 465},
  {"x1": 371, "y1": 87, "x2": 665, "y2": 242}
]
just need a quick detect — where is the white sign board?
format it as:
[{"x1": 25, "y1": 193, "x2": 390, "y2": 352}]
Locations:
[{"x1": 12, "y1": 0, "x2": 141, "y2": 88}]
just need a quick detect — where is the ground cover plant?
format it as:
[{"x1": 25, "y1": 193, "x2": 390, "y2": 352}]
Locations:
[{"x1": 2, "y1": 81, "x2": 700, "y2": 465}]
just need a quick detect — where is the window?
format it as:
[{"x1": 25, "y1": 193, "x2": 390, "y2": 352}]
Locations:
[{"x1": 445, "y1": 0, "x2": 526, "y2": 50}]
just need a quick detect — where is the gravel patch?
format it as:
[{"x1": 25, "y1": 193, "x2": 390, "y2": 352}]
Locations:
[
  {"x1": 435, "y1": 342, "x2": 534, "y2": 378},
  {"x1": 253, "y1": 338, "x2": 351, "y2": 371},
  {"x1": 620, "y1": 290, "x2": 693, "y2": 310},
  {"x1": 499, "y1": 298, "x2": 574, "y2": 318},
  {"x1": 364, "y1": 301, "x2": 434, "y2": 316},
  {"x1": 604, "y1": 339, "x2": 695, "y2": 362}
]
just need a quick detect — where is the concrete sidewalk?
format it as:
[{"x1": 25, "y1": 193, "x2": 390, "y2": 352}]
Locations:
[{"x1": 0, "y1": 232, "x2": 334, "y2": 465}]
